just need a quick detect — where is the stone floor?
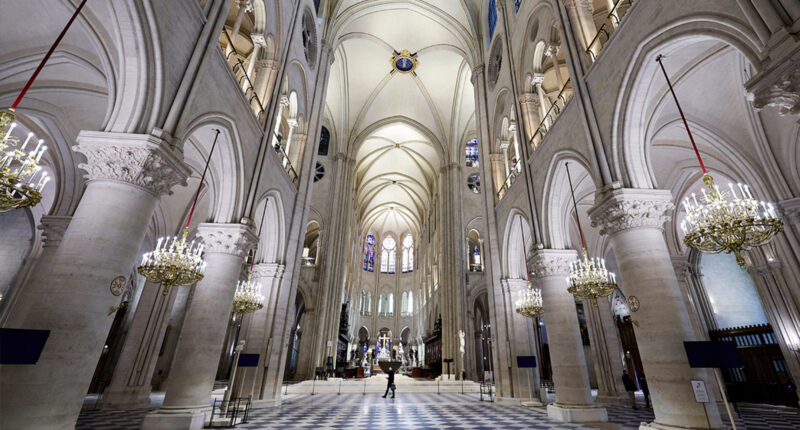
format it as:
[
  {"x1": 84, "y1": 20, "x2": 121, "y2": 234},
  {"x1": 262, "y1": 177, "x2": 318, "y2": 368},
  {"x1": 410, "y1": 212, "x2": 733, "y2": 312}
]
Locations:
[{"x1": 77, "y1": 392, "x2": 800, "y2": 429}]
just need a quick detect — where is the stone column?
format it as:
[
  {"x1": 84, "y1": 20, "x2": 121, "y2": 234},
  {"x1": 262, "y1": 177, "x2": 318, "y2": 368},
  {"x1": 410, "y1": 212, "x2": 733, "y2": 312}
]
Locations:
[
  {"x1": 671, "y1": 257, "x2": 710, "y2": 339},
  {"x1": 287, "y1": 131, "x2": 307, "y2": 172},
  {"x1": 589, "y1": 188, "x2": 722, "y2": 429},
  {"x1": 546, "y1": 46, "x2": 565, "y2": 89},
  {"x1": 142, "y1": 223, "x2": 256, "y2": 430},
  {"x1": 253, "y1": 59, "x2": 279, "y2": 106},
  {"x1": 1, "y1": 215, "x2": 71, "y2": 325},
  {"x1": 282, "y1": 118, "x2": 298, "y2": 167},
  {"x1": 0, "y1": 132, "x2": 188, "y2": 430},
  {"x1": 518, "y1": 93, "x2": 541, "y2": 143},
  {"x1": 233, "y1": 263, "x2": 285, "y2": 400},
  {"x1": 98, "y1": 281, "x2": 179, "y2": 409},
  {"x1": 501, "y1": 278, "x2": 542, "y2": 403},
  {"x1": 529, "y1": 249, "x2": 608, "y2": 422},
  {"x1": 509, "y1": 121, "x2": 521, "y2": 173},
  {"x1": 584, "y1": 298, "x2": 628, "y2": 405},
  {"x1": 244, "y1": 35, "x2": 263, "y2": 85},
  {"x1": 229, "y1": 0, "x2": 253, "y2": 43},
  {"x1": 564, "y1": 0, "x2": 599, "y2": 57},
  {"x1": 489, "y1": 153, "x2": 506, "y2": 195}
]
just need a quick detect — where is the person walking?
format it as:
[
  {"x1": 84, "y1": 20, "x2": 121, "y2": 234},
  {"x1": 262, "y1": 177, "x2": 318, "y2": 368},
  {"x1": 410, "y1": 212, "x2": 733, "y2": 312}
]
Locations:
[
  {"x1": 382, "y1": 367, "x2": 396, "y2": 398},
  {"x1": 638, "y1": 373, "x2": 650, "y2": 408},
  {"x1": 622, "y1": 370, "x2": 638, "y2": 410}
]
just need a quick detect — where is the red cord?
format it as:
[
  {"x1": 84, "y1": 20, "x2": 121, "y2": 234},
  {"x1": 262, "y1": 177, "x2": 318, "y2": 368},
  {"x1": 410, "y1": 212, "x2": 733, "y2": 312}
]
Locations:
[
  {"x1": 656, "y1": 55, "x2": 707, "y2": 174},
  {"x1": 565, "y1": 163, "x2": 586, "y2": 250},
  {"x1": 12, "y1": 0, "x2": 88, "y2": 109},
  {"x1": 186, "y1": 129, "x2": 220, "y2": 227}
]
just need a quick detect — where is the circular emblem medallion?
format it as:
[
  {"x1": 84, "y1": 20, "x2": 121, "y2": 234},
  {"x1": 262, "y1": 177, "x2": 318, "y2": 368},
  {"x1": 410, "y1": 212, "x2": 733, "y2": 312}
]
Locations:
[
  {"x1": 110, "y1": 276, "x2": 126, "y2": 296},
  {"x1": 390, "y1": 50, "x2": 419, "y2": 74},
  {"x1": 626, "y1": 295, "x2": 640, "y2": 312}
]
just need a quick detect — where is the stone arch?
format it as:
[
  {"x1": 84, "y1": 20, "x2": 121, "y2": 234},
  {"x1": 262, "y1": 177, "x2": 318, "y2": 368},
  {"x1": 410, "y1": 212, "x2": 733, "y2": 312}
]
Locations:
[
  {"x1": 540, "y1": 150, "x2": 600, "y2": 250},
  {"x1": 614, "y1": 18, "x2": 763, "y2": 189},
  {"x1": 502, "y1": 209, "x2": 533, "y2": 279},
  {"x1": 254, "y1": 190, "x2": 286, "y2": 264},
  {"x1": 178, "y1": 114, "x2": 246, "y2": 223}
]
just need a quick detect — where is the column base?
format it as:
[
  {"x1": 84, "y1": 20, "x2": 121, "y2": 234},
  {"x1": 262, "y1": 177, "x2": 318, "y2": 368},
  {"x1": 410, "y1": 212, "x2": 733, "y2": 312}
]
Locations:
[
  {"x1": 141, "y1": 407, "x2": 210, "y2": 430},
  {"x1": 97, "y1": 388, "x2": 152, "y2": 410},
  {"x1": 251, "y1": 398, "x2": 282, "y2": 408},
  {"x1": 595, "y1": 393, "x2": 632, "y2": 406},
  {"x1": 547, "y1": 404, "x2": 608, "y2": 423}
]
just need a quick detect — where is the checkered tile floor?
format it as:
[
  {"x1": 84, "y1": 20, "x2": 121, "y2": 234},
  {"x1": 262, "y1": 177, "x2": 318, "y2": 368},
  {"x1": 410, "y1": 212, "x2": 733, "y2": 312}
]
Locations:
[{"x1": 76, "y1": 392, "x2": 800, "y2": 429}]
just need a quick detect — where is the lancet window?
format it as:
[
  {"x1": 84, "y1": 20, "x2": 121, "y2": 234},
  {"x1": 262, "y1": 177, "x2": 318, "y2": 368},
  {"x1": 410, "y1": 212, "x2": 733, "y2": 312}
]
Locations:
[
  {"x1": 402, "y1": 235, "x2": 414, "y2": 272},
  {"x1": 363, "y1": 233, "x2": 376, "y2": 272},
  {"x1": 381, "y1": 236, "x2": 397, "y2": 274}
]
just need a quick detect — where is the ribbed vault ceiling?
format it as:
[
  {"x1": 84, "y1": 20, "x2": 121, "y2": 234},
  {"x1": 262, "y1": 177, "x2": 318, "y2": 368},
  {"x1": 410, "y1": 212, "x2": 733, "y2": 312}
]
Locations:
[{"x1": 326, "y1": 0, "x2": 477, "y2": 237}]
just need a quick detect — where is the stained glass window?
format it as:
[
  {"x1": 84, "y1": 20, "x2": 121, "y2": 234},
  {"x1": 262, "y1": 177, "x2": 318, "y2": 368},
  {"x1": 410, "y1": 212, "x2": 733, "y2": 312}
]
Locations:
[
  {"x1": 381, "y1": 236, "x2": 396, "y2": 273},
  {"x1": 318, "y1": 126, "x2": 330, "y2": 156},
  {"x1": 466, "y1": 139, "x2": 479, "y2": 167},
  {"x1": 363, "y1": 233, "x2": 376, "y2": 272},
  {"x1": 488, "y1": 0, "x2": 497, "y2": 40},
  {"x1": 402, "y1": 235, "x2": 414, "y2": 272},
  {"x1": 514, "y1": 0, "x2": 521, "y2": 13},
  {"x1": 467, "y1": 174, "x2": 481, "y2": 194}
]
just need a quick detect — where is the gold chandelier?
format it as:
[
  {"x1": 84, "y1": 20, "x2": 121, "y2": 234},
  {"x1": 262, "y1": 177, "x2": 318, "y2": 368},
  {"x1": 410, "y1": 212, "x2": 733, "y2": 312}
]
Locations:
[
  {"x1": 0, "y1": 0, "x2": 86, "y2": 212},
  {"x1": 0, "y1": 111, "x2": 49, "y2": 212},
  {"x1": 656, "y1": 55, "x2": 782, "y2": 267},
  {"x1": 232, "y1": 272, "x2": 264, "y2": 315},
  {"x1": 139, "y1": 227, "x2": 206, "y2": 296},
  {"x1": 565, "y1": 162, "x2": 617, "y2": 306},
  {"x1": 138, "y1": 129, "x2": 220, "y2": 295},
  {"x1": 515, "y1": 284, "x2": 544, "y2": 318}
]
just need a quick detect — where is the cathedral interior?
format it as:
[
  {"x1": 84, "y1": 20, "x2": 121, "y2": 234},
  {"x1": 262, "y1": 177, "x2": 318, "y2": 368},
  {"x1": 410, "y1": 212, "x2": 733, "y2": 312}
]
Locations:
[{"x1": 1, "y1": 0, "x2": 800, "y2": 429}]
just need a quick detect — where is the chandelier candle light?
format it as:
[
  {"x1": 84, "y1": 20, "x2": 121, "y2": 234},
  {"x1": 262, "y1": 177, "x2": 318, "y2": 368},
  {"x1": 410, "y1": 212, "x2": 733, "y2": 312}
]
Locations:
[
  {"x1": 231, "y1": 199, "x2": 269, "y2": 316},
  {"x1": 0, "y1": 0, "x2": 87, "y2": 212},
  {"x1": 656, "y1": 55, "x2": 782, "y2": 267},
  {"x1": 138, "y1": 129, "x2": 221, "y2": 295},
  {"x1": 515, "y1": 284, "x2": 544, "y2": 318},
  {"x1": 565, "y1": 162, "x2": 617, "y2": 306}
]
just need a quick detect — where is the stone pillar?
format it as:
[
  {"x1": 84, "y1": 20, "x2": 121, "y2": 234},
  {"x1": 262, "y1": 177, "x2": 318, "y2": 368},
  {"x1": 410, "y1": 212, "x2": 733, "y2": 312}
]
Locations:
[
  {"x1": 509, "y1": 121, "x2": 521, "y2": 173},
  {"x1": 589, "y1": 188, "x2": 722, "y2": 429},
  {"x1": 546, "y1": 46, "x2": 565, "y2": 89},
  {"x1": 0, "y1": 132, "x2": 188, "y2": 430},
  {"x1": 2, "y1": 215, "x2": 71, "y2": 325},
  {"x1": 564, "y1": 0, "x2": 599, "y2": 57},
  {"x1": 142, "y1": 223, "x2": 256, "y2": 430},
  {"x1": 98, "y1": 281, "x2": 179, "y2": 409},
  {"x1": 282, "y1": 118, "x2": 298, "y2": 167},
  {"x1": 518, "y1": 93, "x2": 541, "y2": 143},
  {"x1": 229, "y1": 0, "x2": 253, "y2": 43},
  {"x1": 244, "y1": 36, "x2": 262, "y2": 85},
  {"x1": 671, "y1": 257, "x2": 710, "y2": 339},
  {"x1": 501, "y1": 278, "x2": 542, "y2": 403},
  {"x1": 233, "y1": 263, "x2": 285, "y2": 400},
  {"x1": 253, "y1": 59, "x2": 279, "y2": 106},
  {"x1": 529, "y1": 249, "x2": 608, "y2": 422},
  {"x1": 490, "y1": 153, "x2": 506, "y2": 195},
  {"x1": 533, "y1": 77, "x2": 551, "y2": 126},
  {"x1": 584, "y1": 298, "x2": 628, "y2": 405},
  {"x1": 287, "y1": 131, "x2": 307, "y2": 172}
]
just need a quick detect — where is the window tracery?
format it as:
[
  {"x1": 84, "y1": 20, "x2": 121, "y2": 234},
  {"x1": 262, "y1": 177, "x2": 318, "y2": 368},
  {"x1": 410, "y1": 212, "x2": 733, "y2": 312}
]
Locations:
[
  {"x1": 465, "y1": 138, "x2": 479, "y2": 167},
  {"x1": 402, "y1": 234, "x2": 414, "y2": 272},
  {"x1": 381, "y1": 236, "x2": 397, "y2": 273},
  {"x1": 363, "y1": 233, "x2": 376, "y2": 272}
]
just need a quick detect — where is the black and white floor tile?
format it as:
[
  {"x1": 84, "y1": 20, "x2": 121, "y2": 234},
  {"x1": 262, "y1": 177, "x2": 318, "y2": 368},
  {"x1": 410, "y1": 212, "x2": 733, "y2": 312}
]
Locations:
[{"x1": 76, "y1": 392, "x2": 800, "y2": 429}]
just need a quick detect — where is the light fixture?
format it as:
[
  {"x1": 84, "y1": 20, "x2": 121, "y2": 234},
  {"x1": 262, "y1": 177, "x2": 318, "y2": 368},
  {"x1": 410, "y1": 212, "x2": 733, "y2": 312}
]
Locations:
[
  {"x1": 515, "y1": 284, "x2": 544, "y2": 318},
  {"x1": 0, "y1": 0, "x2": 86, "y2": 212},
  {"x1": 565, "y1": 162, "x2": 617, "y2": 306},
  {"x1": 138, "y1": 129, "x2": 221, "y2": 295},
  {"x1": 231, "y1": 197, "x2": 269, "y2": 316},
  {"x1": 656, "y1": 55, "x2": 782, "y2": 267},
  {"x1": 0, "y1": 116, "x2": 48, "y2": 212}
]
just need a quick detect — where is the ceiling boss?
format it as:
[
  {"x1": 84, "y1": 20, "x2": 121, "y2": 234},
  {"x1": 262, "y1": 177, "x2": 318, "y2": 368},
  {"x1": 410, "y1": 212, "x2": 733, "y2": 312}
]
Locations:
[{"x1": 390, "y1": 49, "x2": 419, "y2": 75}]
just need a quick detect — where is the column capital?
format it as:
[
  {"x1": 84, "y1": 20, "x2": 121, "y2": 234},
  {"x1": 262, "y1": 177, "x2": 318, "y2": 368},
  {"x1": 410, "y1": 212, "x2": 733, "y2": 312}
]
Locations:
[
  {"x1": 73, "y1": 131, "x2": 190, "y2": 197},
  {"x1": 38, "y1": 215, "x2": 72, "y2": 248},
  {"x1": 251, "y1": 33, "x2": 267, "y2": 47},
  {"x1": 196, "y1": 223, "x2": 258, "y2": 257},
  {"x1": 518, "y1": 92, "x2": 540, "y2": 106},
  {"x1": 471, "y1": 64, "x2": 485, "y2": 81},
  {"x1": 256, "y1": 59, "x2": 280, "y2": 70},
  {"x1": 564, "y1": 0, "x2": 592, "y2": 10},
  {"x1": 671, "y1": 256, "x2": 694, "y2": 284},
  {"x1": 778, "y1": 197, "x2": 800, "y2": 224},
  {"x1": 528, "y1": 248, "x2": 577, "y2": 279},
  {"x1": 252, "y1": 262, "x2": 285, "y2": 278},
  {"x1": 589, "y1": 188, "x2": 674, "y2": 236},
  {"x1": 747, "y1": 53, "x2": 800, "y2": 116}
]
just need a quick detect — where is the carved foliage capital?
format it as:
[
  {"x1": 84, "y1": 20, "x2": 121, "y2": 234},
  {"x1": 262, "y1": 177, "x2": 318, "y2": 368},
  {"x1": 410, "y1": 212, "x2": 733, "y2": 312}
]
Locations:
[
  {"x1": 518, "y1": 92, "x2": 540, "y2": 106},
  {"x1": 73, "y1": 132, "x2": 189, "y2": 196},
  {"x1": 750, "y1": 61, "x2": 800, "y2": 115},
  {"x1": 589, "y1": 189, "x2": 674, "y2": 236},
  {"x1": 528, "y1": 249, "x2": 577, "y2": 279},
  {"x1": 196, "y1": 223, "x2": 258, "y2": 257},
  {"x1": 252, "y1": 262, "x2": 285, "y2": 279},
  {"x1": 39, "y1": 215, "x2": 72, "y2": 248}
]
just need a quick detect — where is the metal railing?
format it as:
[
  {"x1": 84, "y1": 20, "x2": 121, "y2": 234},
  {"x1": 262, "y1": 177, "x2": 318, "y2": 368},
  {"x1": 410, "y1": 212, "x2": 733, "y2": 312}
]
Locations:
[
  {"x1": 208, "y1": 396, "x2": 251, "y2": 428},
  {"x1": 529, "y1": 80, "x2": 572, "y2": 151},
  {"x1": 272, "y1": 133, "x2": 299, "y2": 185},
  {"x1": 221, "y1": 28, "x2": 267, "y2": 122},
  {"x1": 585, "y1": 0, "x2": 635, "y2": 63},
  {"x1": 496, "y1": 165, "x2": 522, "y2": 200}
]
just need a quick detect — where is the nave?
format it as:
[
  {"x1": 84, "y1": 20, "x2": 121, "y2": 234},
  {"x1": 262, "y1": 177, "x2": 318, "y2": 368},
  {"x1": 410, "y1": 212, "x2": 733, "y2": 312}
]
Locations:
[{"x1": 77, "y1": 392, "x2": 800, "y2": 430}]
